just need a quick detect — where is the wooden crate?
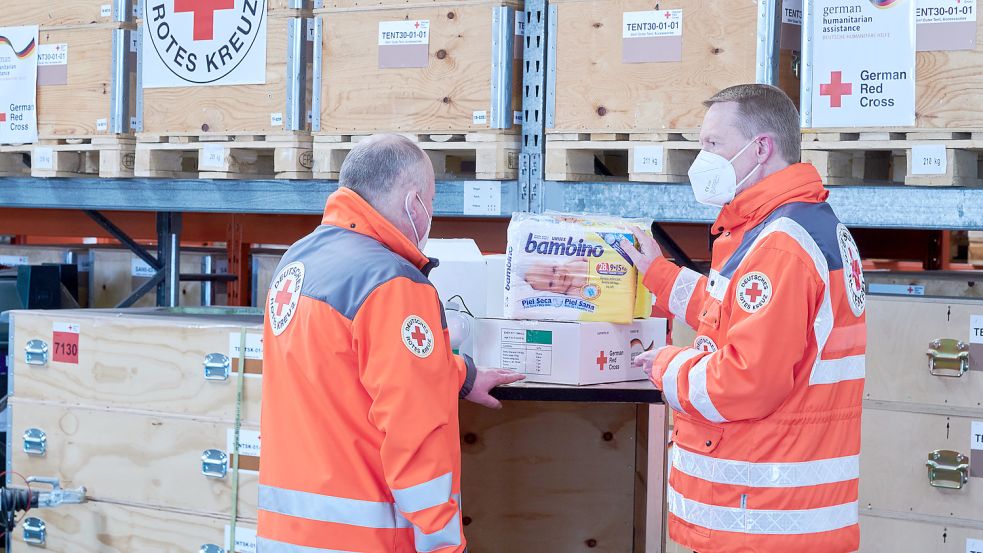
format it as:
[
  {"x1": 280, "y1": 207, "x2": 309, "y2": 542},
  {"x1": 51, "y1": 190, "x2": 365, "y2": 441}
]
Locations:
[
  {"x1": 971, "y1": 231, "x2": 983, "y2": 266},
  {"x1": 548, "y1": 0, "x2": 797, "y2": 135},
  {"x1": 251, "y1": 249, "x2": 286, "y2": 306},
  {"x1": 0, "y1": 0, "x2": 130, "y2": 27},
  {"x1": 88, "y1": 248, "x2": 224, "y2": 308},
  {"x1": 10, "y1": 399, "x2": 261, "y2": 520},
  {"x1": 866, "y1": 271, "x2": 983, "y2": 299},
  {"x1": 9, "y1": 501, "x2": 257, "y2": 552},
  {"x1": 0, "y1": 244, "x2": 90, "y2": 307},
  {"x1": 858, "y1": 513, "x2": 983, "y2": 553},
  {"x1": 865, "y1": 296, "x2": 983, "y2": 410},
  {"x1": 9, "y1": 309, "x2": 263, "y2": 423},
  {"x1": 139, "y1": 15, "x2": 312, "y2": 139},
  {"x1": 35, "y1": 25, "x2": 136, "y2": 141},
  {"x1": 860, "y1": 405, "x2": 983, "y2": 522},
  {"x1": 315, "y1": 3, "x2": 523, "y2": 135}
]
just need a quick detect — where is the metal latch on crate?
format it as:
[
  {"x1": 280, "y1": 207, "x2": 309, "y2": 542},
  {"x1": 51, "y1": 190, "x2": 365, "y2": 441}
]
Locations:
[
  {"x1": 204, "y1": 353, "x2": 231, "y2": 381},
  {"x1": 927, "y1": 339, "x2": 970, "y2": 377},
  {"x1": 23, "y1": 428, "x2": 47, "y2": 456},
  {"x1": 926, "y1": 449, "x2": 969, "y2": 489},
  {"x1": 25, "y1": 340, "x2": 49, "y2": 366},
  {"x1": 22, "y1": 517, "x2": 46, "y2": 546},
  {"x1": 200, "y1": 544, "x2": 226, "y2": 553},
  {"x1": 201, "y1": 449, "x2": 229, "y2": 479}
]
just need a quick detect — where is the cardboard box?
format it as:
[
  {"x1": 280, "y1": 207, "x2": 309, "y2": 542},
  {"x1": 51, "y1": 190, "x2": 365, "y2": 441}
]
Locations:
[
  {"x1": 425, "y1": 239, "x2": 488, "y2": 317},
  {"x1": 474, "y1": 317, "x2": 667, "y2": 385},
  {"x1": 484, "y1": 253, "x2": 507, "y2": 319}
]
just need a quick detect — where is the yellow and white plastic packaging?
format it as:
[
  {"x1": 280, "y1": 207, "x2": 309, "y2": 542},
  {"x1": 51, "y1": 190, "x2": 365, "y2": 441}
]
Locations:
[{"x1": 503, "y1": 212, "x2": 652, "y2": 324}]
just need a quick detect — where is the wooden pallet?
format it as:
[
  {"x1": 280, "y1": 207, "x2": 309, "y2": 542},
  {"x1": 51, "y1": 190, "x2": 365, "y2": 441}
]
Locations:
[
  {"x1": 135, "y1": 134, "x2": 313, "y2": 180},
  {"x1": 800, "y1": 130, "x2": 983, "y2": 187},
  {"x1": 0, "y1": 137, "x2": 136, "y2": 178},
  {"x1": 545, "y1": 132, "x2": 701, "y2": 183},
  {"x1": 313, "y1": 132, "x2": 520, "y2": 180}
]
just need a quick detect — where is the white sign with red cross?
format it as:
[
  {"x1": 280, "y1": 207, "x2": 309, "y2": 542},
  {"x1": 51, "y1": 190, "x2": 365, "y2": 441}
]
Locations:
[
  {"x1": 837, "y1": 224, "x2": 866, "y2": 316},
  {"x1": 736, "y1": 272, "x2": 773, "y2": 314},
  {"x1": 808, "y1": 0, "x2": 915, "y2": 127},
  {"x1": 402, "y1": 316, "x2": 435, "y2": 358},
  {"x1": 141, "y1": 0, "x2": 268, "y2": 88},
  {"x1": 0, "y1": 25, "x2": 39, "y2": 144},
  {"x1": 268, "y1": 261, "x2": 304, "y2": 336}
]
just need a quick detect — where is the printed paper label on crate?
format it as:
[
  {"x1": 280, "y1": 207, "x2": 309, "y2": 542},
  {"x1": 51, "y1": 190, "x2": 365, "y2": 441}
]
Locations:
[
  {"x1": 77, "y1": 253, "x2": 92, "y2": 273},
  {"x1": 622, "y1": 10, "x2": 683, "y2": 63},
  {"x1": 33, "y1": 147, "x2": 54, "y2": 170},
  {"x1": 378, "y1": 20, "x2": 430, "y2": 46},
  {"x1": 227, "y1": 428, "x2": 262, "y2": 459},
  {"x1": 0, "y1": 25, "x2": 39, "y2": 144},
  {"x1": 970, "y1": 315, "x2": 983, "y2": 372},
  {"x1": 37, "y1": 44, "x2": 67, "y2": 66},
  {"x1": 130, "y1": 116, "x2": 138, "y2": 130},
  {"x1": 101, "y1": 4, "x2": 112, "y2": 17},
  {"x1": 500, "y1": 328, "x2": 553, "y2": 375},
  {"x1": 911, "y1": 144, "x2": 947, "y2": 175},
  {"x1": 52, "y1": 322, "x2": 80, "y2": 365},
  {"x1": 516, "y1": 12, "x2": 525, "y2": 36},
  {"x1": 141, "y1": 0, "x2": 268, "y2": 88},
  {"x1": 866, "y1": 282, "x2": 925, "y2": 295},
  {"x1": 270, "y1": 112, "x2": 283, "y2": 127},
  {"x1": 968, "y1": 538, "x2": 983, "y2": 553},
  {"x1": 971, "y1": 421, "x2": 983, "y2": 477},
  {"x1": 0, "y1": 255, "x2": 29, "y2": 267},
  {"x1": 307, "y1": 19, "x2": 316, "y2": 42},
  {"x1": 96, "y1": 118, "x2": 108, "y2": 132},
  {"x1": 229, "y1": 332, "x2": 264, "y2": 361},
  {"x1": 808, "y1": 0, "x2": 915, "y2": 127},
  {"x1": 224, "y1": 525, "x2": 258, "y2": 553},
  {"x1": 131, "y1": 258, "x2": 156, "y2": 278},
  {"x1": 473, "y1": 111, "x2": 488, "y2": 125},
  {"x1": 623, "y1": 10, "x2": 683, "y2": 38},
  {"x1": 130, "y1": 35, "x2": 138, "y2": 53},
  {"x1": 917, "y1": 0, "x2": 977, "y2": 50},
  {"x1": 464, "y1": 182, "x2": 502, "y2": 216},
  {"x1": 201, "y1": 144, "x2": 226, "y2": 169},
  {"x1": 632, "y1": 145, "x2": 665, "y2": 174},
  {"x1": 514, "y1": 111, "x2": 523, "y2": 125},
  {"x1": 782, "y1": 0, "x2": 803, "y2": 25}
]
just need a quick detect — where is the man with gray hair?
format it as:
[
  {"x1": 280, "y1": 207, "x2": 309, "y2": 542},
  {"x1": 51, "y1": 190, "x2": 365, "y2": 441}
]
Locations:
[
  {"x1": 624, "y1": 85, "x2": 866, "y2": 552},
  {"x1": 258, "y1": 134, "x2": 523, "y2": 553}
]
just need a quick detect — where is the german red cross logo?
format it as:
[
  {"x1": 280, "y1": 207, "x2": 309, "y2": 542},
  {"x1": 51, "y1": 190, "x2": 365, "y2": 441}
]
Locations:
[
  {"x1": 837, "y1": 224, "x2": 866, "y2": 316},
  {"x1": 402, "y1": 316, "x2": 435, "y2": 358},
  {"x1": 820, "y1": 71, "x2": 853, "y2": 108},
  {"x1": 269, "y1": 261, "x2": 305, "y2": 336},
  {"x1": 596, "y1": 351, "x2": 608, "y2": 371},
  {"x1": 173, "y1": 0, "x2": 235, "y2": 41},
  {"x1": 736, "y1": 272, "x2": 773, "y2": 313},
  {"x1": 694, "y1": 335, "x2": 718, "y2": 353}
]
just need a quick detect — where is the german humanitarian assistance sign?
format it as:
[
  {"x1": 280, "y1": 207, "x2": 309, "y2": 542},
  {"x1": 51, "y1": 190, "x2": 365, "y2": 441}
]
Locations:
[
  {"x1": 142, "y1": 0, "x2": 267, "y2": 88},
  {"x1": 0, "y1": 25, "x2": 38, "y2": 143},
  {"x1": 809, "y1": 0, "x2": 915, "y2": 127}
]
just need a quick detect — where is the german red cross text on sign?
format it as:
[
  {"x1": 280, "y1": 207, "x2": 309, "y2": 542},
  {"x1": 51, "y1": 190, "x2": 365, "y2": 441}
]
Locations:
[
  {"x1": 808, "y1": 0, "x2": 915, "y2": 127},
  {"x1": 402, "y1": 316, "x2": 435, "y2": 358},
  {"x1": 141, "y1": 0, "x2": 268, "y2": 87},
  {"x1": 736, "y1": 272, "x2": 773, "y2": 313},
  {"x1": 268, "y1": 261, "x2": 305, "y2": 336}
]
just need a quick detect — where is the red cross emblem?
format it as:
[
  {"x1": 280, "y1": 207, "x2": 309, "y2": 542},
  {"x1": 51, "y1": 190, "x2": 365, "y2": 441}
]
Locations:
[
  {"x1": 173, "y1": 0, "x2": 236, "y2": 41},
  {"x1": 820, "y1": 71, "x2": 853, "y2": 108},
  {"x1": 744, "y1": 282, "x2": 764, "y2": 303},
  {"x1": 849, "y1": 258, "x2": 863, "y2": 290},
  {"x1": 907, "y1": 286, "x2": 914, "y2": 294},
  {"x1": 273, "y1": 278, "x2": 294, "y2": 316},
  {"x1": 414, "y1": 21, "x2": 420, "y2": 28},
  {"x1": 0, "y1": 113, "x2": 6, "y2": 123},
  {"x1": 596, "y1": 351, "x2": 608, "y2": 371},
  {"x1": 411, "y1": 326, "x2": 428, "y2": 347},
  {"x1": 664, "y1": 11, "x2": 671, "y2": 18}
]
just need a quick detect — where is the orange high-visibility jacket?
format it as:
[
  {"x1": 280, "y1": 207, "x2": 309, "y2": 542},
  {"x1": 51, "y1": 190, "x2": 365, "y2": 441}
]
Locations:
[
  {"x1": 644, "y1": 164, "x2": 866, "y2": 553},
  {"x1": 258, "y1": 188, "x2": 477, "y2": 553}
]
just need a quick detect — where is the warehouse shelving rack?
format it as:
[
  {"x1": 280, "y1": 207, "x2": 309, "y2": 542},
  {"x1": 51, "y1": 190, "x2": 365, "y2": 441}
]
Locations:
[{"x1": 1, "y1": 0, "x2": 983, "y2": 307}]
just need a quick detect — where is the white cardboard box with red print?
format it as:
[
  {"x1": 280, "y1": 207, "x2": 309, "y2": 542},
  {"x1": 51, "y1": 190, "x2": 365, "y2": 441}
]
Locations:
[{"x1": 474, "y1": 317, "x2": 667, "y2": 385}]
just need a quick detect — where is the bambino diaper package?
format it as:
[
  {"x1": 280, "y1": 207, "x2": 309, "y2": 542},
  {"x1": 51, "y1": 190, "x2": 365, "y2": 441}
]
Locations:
[{"x1": 504, "y1": 212, "x2": 652, "y2": 324}]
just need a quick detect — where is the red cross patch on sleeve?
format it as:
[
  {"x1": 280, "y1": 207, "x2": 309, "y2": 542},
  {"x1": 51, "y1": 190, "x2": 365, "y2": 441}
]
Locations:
[
  {"x1": 401, "y1": 316, "x2": 435, "y2": 358},
  {"x1": 735, "y1": 272, "x2": 773, "y2": 313}
]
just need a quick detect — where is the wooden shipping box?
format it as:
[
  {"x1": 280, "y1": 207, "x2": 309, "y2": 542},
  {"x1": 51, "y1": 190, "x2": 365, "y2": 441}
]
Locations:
[
  {"x1": 858, "y1": 514, "x2": 983, "y2": 553},
  {"x1": 9, "y1": 308, "x2": 263, "y2": 423},
  {"x1": 10, "y1": 501, "x2": 257, "y2": 552},
  {"x1": 37, "y1": 24, "x2": 137, "y2": 140},
  {"x1": 865, "y1": 295, "x2": 983, "y2": 410},
  {"x1": 316, "y1": 2, "x2": 523, "y2": 134},
  {"x1": 251, "y1": 249, "x2": 286, "y2": 307},
  {"x1": 0, "y1": 0, "x2": 130, "y2": 27},
  {"x1": 10, "y1": 399, "x2": 261, "y2": 520},
  {"x1": 139, "y1": 14, "x2": 313, "y2": 137},
  {"x1": 0, "y1": 244, "x2": 91, "y2": 307},
  {"x1": 866, "y1": 272, "x2": 983, "y2": 299},
  {"x1": 548, "y1": 0, "x2": 798, "y2": 134},
  {"x1": 88, "y1": 247, "x2": 227, "y2": 308}
]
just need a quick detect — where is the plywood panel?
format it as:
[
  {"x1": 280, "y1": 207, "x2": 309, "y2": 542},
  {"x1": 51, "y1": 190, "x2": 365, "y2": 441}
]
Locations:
[
  {"x1": 865, "y1": 296, "x2": 983, "y2": 409},
  {"x1": 0, "y1": 244, "x2": 90, "y2": 307},
  {"x1": 251, "y1": 250, "x2": 285, "y2": 307},
  {"x1": 860, "y1": 407, "x2": 983, "y2": 521},
  {"x1": 319, "y1": 3, "x2": 522, "y2": 133},
  {"x1": 9, "y1": 501, "x2": 257, "y2": 553},
  {"x1": 0, "y1": 1, "x2": 127, "y2": 27},
  {"x1": 10, "y1": 400, "x2": 260, "y2": 520},
  {"x1": 858, "y1": 514, "x2": 983, "y2": 553},
  {"x1": 89, "y1": 248, "x2": 211, "y2": 308},
  {"x1": 867, "y1": 272, "x2": 983, "y2": 299},
  {"x1": 459, "y1": 401, "x2": 639, "y2": 552},
  {"x1": 915, "y1": 22, "x2": 983, "y2": 129},
  {"x1": 11, "y1": 309, "x2": 263, "y2": 423}
]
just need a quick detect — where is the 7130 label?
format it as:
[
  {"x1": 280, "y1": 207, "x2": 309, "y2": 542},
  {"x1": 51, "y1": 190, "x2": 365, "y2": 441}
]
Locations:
[{"x1": 52, "y1": 322, "x2": 80, "y2": 364}]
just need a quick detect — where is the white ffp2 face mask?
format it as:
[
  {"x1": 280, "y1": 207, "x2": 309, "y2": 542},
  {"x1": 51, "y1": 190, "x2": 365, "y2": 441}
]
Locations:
[
  {"x1": 687, "y1": 139, "x2": 761, "y2": 207},
  {"x1": 404, "y1": 193, "x2": 432, "y2": 250}
]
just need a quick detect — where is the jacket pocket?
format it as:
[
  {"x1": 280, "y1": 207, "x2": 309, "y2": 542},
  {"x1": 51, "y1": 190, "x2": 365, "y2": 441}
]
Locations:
[
  {"x1": 697, "y1": 299, "x2": 722, "y2": 331},
  {"x1": 673, "y1": 416, "x2": 724, "y2": 455}
]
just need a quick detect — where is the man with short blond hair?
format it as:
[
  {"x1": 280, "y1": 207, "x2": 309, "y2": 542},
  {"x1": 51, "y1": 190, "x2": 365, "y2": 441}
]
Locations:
[{"x1": 625, "y1": 84, "x2": 866, "y2": 552}]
